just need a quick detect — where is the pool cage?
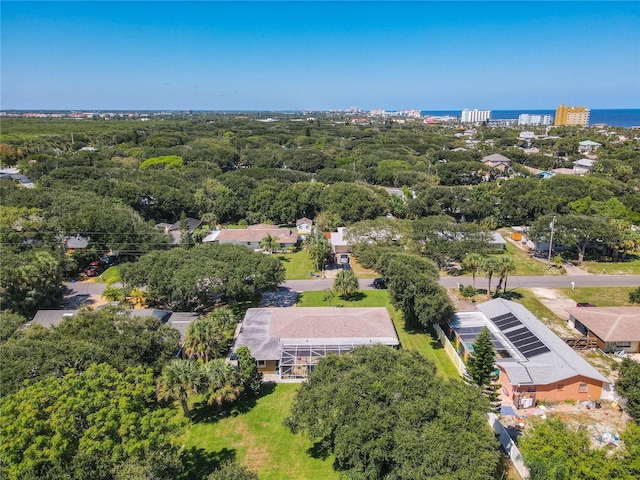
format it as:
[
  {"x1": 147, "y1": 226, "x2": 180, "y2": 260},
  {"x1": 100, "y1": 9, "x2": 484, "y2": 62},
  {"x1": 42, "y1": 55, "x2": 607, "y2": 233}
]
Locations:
[{"x1": 279, "y1": 343, "x2": 360, "y2": 379}]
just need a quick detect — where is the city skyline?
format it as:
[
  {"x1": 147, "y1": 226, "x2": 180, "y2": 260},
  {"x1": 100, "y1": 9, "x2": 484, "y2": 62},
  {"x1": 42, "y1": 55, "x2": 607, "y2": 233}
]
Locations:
[{"x1": 2, "y1": 1, "x2": 639, "y2": 111}]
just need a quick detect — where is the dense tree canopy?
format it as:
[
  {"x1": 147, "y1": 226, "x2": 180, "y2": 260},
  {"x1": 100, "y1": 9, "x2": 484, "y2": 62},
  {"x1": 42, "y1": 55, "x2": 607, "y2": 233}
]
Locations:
[
  {"x1": 0, "y1": 363, "x2": 186, "y2": 480},
  {"x1": 285, "y1": 345, "x2": 500, "y2": 479}
]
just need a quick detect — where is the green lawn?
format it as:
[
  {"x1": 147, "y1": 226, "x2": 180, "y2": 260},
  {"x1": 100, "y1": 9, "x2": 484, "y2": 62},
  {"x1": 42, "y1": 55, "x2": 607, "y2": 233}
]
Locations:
[
  {"x1": 87, "y1": 266, "x2": 120, "y2": 285},
  {"x1": 555, "y1": 286, "x2": 636, "y2": 307},
  {"x1": 512, "y1": 289, "x2": 566, "y2": 330},
  {"x1": 181, "y1": 289, "x2": 460, "y2": 478},
  {"x1": 182, "y1": 384, "x2": 338, "y2": 480},
  {"x1": 277, "y1": 250, "x2": 317, "y2": 280},
  {"x1": 296, "y1": 289, "x2": 459, "y2": 380},
  {"x1": 582, "y1": 255, "x2": 640, "y2": 275}
]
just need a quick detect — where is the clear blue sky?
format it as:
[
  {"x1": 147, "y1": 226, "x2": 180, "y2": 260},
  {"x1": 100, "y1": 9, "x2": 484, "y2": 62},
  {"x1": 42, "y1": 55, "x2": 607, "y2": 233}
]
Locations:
[{"x1": 2, "y1": 1, "x2": 639, "y2": 110}]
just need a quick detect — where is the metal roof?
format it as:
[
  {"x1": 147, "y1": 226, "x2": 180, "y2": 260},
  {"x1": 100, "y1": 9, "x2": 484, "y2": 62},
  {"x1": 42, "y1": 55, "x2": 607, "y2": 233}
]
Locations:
[{"x1": 456, "y1": 299, "x2": 609, "y2": 386}]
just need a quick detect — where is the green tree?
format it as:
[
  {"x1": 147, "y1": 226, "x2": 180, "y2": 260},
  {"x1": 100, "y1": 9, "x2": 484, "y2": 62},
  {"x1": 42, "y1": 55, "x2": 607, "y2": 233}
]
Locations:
[
  {"x1": 258, "y1": 233, "x2": 280, "y2": 254},
  {"x1": 183, "y1": 315, "x2": 229, "y2": 362},
  {"x1": 629, "y1": 287, "x2": 640, "y2": 304},
  {"x1": 496, "y1": 255, "x2": 516, "y2": 294},
  {"x1": 0, "y1": 311, "x2": 26, "y2": 342},
  {"x1": 322, "y1": 288, "x2": 336, "y2": 306},
  {"x1": 180, "y1": 210, "x2": 194, "y2": 246},
  {"x1": 285, "y1": 345, "x2": 499, "y2": 479},
  {"x1": 157, "y1": 359, "x2": 202, "y2": 418},
  {"x1": 0, "y1": 363, "x2": 186, "y2": 480},
  {"x1": 466, "y1": 326, "x2": 501, "y2": 410},
  {"x1": 462, "y1": 252, "x2": 484, "y2": 291},
  {"x1": 481, "y1": 256, "x2": 501, "y2": 298},
  {"x1": 201, "y1": 359, "x2": 243, "y2": 408},
  {"x1": 616, "y1": 357, "x2": 640, "y2": 422},
  {"x1": 304, "y1": 228, "x2": 332, "y2": 271},
  {"x1": 333, "y1": 269, "x2": 359, "y2": 299},
  {"x1": 236, "y1": 346, "x2": 262, "y2": 397}
]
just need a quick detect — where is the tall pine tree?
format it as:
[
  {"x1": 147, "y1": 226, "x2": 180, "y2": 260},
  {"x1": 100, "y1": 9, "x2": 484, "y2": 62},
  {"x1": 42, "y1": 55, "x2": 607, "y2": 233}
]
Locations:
[{"x1": 466, "y1": 326, "x2": 501, "y2": 411}]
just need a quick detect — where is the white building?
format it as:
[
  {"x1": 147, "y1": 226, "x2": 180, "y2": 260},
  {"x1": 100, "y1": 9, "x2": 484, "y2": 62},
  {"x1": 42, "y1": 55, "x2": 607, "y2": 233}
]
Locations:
[
  {"x1": 518, "y1": 113, "x2": 553, "y2": 126},
  {"x1": 461, "y1": 109, "x2": 491, "y2": 123}
]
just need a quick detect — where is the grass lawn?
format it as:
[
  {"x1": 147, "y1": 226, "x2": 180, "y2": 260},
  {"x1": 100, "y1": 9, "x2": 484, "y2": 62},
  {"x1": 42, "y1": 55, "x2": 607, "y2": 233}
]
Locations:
[
  {"x1": 277, "y1": 250, "x2": 316, "y2": 280},
  {"x1": 501, "y1": 242, "x2": 549, "y2": 276},
  {"x1": 582, "y1": 255, "x2": 640, "y2": 275},
  {"x1": 296, "y1": 289, "x2": 459, "y2": 380},
  {"x1": 87, "y1": 266, "x2": 120, "y2": 285},
  {"x1": 555, "y1": 286, "x2": 637, "y2": 307},
  {"x1": 182, "y1": 384, "x2": 338, "y2": 480}
]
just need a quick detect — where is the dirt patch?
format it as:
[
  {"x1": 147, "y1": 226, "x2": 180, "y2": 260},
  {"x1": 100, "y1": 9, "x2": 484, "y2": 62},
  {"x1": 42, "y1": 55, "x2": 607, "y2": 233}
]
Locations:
[
  {"x1": 230, "y1": 420, "x2": 270, "y2": 472},
  {"x1": 503, "y1": 400, "x2": 629, "y2": 450}
]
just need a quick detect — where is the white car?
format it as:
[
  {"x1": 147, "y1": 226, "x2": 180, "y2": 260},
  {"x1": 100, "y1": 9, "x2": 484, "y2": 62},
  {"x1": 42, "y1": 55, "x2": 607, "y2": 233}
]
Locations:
[{"x1": 339, "y1": 254, "x2": 349, "y2": 264}]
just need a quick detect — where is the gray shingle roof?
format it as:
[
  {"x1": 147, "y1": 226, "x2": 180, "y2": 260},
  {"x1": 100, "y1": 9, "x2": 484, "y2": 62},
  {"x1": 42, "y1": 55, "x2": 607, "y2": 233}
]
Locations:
[{"x1": 234, "y1": 307, "x2": 399, "y2": 361}]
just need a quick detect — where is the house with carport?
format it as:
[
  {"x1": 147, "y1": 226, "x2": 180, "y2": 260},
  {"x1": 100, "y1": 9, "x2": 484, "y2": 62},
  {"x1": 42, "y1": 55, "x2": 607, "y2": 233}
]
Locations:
[
  {"x1": 203, "y1": 223, "x2": 298, "y2": 251},
  {"x1": 233, "y1": 307, "x2": 399, "y2": 379},
  {"x1": 443, "y1": 299, "x2": 609, "y2": 408},
  {"x1": 566, "y1": 306, "x2": 640, "y2": 354}
]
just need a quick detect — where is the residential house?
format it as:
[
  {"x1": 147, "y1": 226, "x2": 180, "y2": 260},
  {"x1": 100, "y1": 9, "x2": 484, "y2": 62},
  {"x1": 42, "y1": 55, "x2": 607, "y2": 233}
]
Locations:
[
  {"x1": 330, "y1": 227, "x2": 352, "y2": 255},
  {"x1": 481, "y1": 153, "x2": 512, "y2": 171},
  {"x1": 28, "y1": 308, "x2": 198, "y2": 343},
  {"x1": 156, "y1": 217, "x2": 203, "y2": 245},
  {"x1": 62, "y1": 235, "x2": 90, "y2": 252},
  {"x1": 566, "y1": 306, "x2": 640, "y2": 353},
  {"x1": 444, "y1": 299, "x2": 609, "y2": 406},
  {"x1": 578, "y1": 140, "x2": 602, "y2": 154},
  {"x1": 203, "y1": 223, "x2": 298, "y2": 251},
  {"x1": 233, "y1": 307, "x2": 400, "y2": 379},
  {"x1": 488, "y1": 232, "x2": 507, "y2": 250},
  {"x1": 573, "y1": 158, "x2": 596, "y2": 175},
  {"x1": 296, "y1": 218, "x2": 313, "y2": 234}
]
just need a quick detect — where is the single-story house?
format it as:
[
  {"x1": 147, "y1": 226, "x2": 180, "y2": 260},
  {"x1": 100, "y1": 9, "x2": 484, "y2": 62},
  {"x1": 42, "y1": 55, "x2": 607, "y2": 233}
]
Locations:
[
  {"x1": 573, "y1": 158, "x2": 596, "y2": 175},
  {"x1": 156, "y1": 217, "x2": 203, "y2": 245},
  {"x1": 578, "y1": 140, "x2": 602, "y2": 153},
  {"x1": 444, "y1": 299, "x2": 609, "y2": 407},
  {"x1": 28, "y1": 308, "x2": 198, "y2": 343},
  {"x1": 233, "y1": 307, "x2": 400, "y2": 379},
  {"x1": 566, "y1": 306, "x2": 640, "y2": 353},
  {"x1": 330, "y1": 227, "x2": 352, "y2": 255},
  {"x1": 481, "y1": 153, "x2": 512, "y2": 171},
  {"x1": 62, "y1": 235, "x2": 90, "y2": 252},
  {"x1": 203, "y1": 223, "x2": 298, "y2": 251},
  {"x1": 296, "y1": 218, "x2": 313, "y2": 234}
]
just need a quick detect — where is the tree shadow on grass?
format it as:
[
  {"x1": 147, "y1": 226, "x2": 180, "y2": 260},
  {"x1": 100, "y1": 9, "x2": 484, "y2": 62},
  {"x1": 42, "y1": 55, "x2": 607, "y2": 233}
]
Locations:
[
  {"x1": 497, "y1": 290, "x2": 523, "y2": 301},
  {"x1": 179, "y1": 446, "x2": 236, "y2": 480},
  {"x1": 191, "y1": 383, "x2": 278, "y2": 424},
  {"x1": 306, "y1": 440, "x2": 331, "y2": 460},
  {"x1": 342, "y1": 291, "x2": 365, "y2": 302}
]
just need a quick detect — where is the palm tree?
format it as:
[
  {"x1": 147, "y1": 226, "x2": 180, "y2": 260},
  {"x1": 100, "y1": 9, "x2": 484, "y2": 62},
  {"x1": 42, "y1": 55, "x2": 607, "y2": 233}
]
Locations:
[
  {"x1": 201, "y1": 359, "x2": 243, "y2": 408},
  {"x1": 259, "y1": 233, "x2": 280, "y2": 254},
  {"x1": 157, "y1": 359, "x2": 202, "y2": 418},
  {"x1": 497, "y1": 256, "x2": 516, "y2": 294},
  {"x1": 462, "y1": 253, "x2": 484, "y2": 291},
  {"x1": 333, "y1": 269, "x2": 359, "y2": 300},
  {"x1": 183, "y1": 317, "x2": 226, "y2": 363},
  {"x1": 480, "y1": 256, "x2": 501, "y2": 298}
]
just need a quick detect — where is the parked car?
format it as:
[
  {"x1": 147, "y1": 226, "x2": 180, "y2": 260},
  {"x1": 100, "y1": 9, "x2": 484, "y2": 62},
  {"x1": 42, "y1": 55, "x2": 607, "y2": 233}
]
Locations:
[
  {"x1": 339, "y1": 254, "x2": 350, "y2": 264},
  {"x1": 576, "y1": 302, "x2": 597, "y2": 307},
  {"x1": 84, "y1": 261, "x2": 103, "y2": 277},
  {"x1": 373, "y1": 278, "x2": 387, "y2": 289},
  {"x1": 100, "y1": 254, "x2": 118, "y2": 266}
]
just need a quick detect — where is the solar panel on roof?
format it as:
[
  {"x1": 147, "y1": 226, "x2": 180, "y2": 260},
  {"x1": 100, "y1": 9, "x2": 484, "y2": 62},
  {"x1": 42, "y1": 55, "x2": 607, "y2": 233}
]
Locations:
[
  {"x1": 492, "y1": 313, "x2": 516, "y2": 322},
  {"x1": 504, "y1": 327, "x2": 529, "y2": 339},
  {"x1": 509, "y1": 331, "x2": 534, "y2": 342},
  {"x1": 522, "y1": 345, "x2": 551, "y2": 358},
  {"x1": 495, "y1": 318, "x2": 522, "y2": 330}
]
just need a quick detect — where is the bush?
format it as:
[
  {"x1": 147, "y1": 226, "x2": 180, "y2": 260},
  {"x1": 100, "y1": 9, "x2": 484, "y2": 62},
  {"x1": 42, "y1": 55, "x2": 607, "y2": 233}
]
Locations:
[
  {"x1": 459, "y1": 285, "x2": 476, "y2": 297},
  {"x1": 630, "y1": 287, "x2": 640, "y2": 304}
]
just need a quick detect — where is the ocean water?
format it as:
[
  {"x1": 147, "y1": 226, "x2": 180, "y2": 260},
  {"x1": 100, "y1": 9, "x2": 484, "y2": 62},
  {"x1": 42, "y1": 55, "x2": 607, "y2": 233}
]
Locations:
[{"x1": 420, "y1": 109, "x2": 640, "y2": 128}]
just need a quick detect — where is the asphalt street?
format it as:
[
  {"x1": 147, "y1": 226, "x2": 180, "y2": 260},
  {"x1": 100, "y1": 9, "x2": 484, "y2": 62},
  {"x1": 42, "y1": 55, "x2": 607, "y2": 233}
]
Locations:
[{"x1": 64, "y1": 274, "x2": 639, "y2": 307}]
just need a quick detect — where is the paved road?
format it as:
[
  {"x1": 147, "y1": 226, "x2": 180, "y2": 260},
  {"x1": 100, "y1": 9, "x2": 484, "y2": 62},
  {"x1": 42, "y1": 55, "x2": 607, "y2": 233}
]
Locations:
[
  {"x1": 65, "y1": 274, "x2": 639, "y2": 308},
  {"x1": 284, "y1": 275, "x2": 640, "y2": 292}
]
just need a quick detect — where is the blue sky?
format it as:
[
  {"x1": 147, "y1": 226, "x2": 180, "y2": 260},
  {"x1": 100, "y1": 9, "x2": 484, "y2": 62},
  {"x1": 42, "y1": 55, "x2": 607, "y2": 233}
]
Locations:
[{"x1": 2, "y1": 1, "x2": 639, "y2": 110}]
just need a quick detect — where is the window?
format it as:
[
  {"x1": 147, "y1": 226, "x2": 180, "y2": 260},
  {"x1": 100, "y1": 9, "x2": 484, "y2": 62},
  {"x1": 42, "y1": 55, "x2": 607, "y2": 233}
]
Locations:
[
  {"x1": 579, "y1": 383, "x2": 588, "y2": 393},
  {"x1": 257, "y1": 360, "x2": 266, "y2": 368},
  {"x1": 557, "y1": 383, "x2": 564, "y2": 391},
  {"x1": 615, "y1": 342, "x2": 631, "y2": 348},
  {"x1": 247, "y1": 242, "x2": 251, "y2": 246}
]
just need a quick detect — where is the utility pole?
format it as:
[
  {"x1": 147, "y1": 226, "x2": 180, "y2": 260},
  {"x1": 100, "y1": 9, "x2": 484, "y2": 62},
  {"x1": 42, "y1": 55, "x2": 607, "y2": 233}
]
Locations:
[{"x1": 547, "y1": 216, "x2": 556, "y2": 265}]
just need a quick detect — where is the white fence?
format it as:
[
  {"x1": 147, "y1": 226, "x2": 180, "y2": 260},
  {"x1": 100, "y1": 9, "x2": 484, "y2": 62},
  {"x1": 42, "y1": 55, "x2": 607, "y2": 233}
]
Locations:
[
  {"x1": 433, "y1": 324, "x2": 467, "y2": 376},
  {"x1": 433, "y1": 324, "x2": 529, "y2": 479},
  {"x1": 488, "y1": 412, "x2": 530, "y2": 479}
]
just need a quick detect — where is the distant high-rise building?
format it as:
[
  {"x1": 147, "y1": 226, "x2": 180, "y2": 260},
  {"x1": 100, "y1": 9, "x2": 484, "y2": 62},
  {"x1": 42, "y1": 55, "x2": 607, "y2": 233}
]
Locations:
[
  {"x1": 518, "y1": 113, "x2": 553, "y2": 126},
  {"x1": 554, "y1": 104, "x2": 590, "y2": 126},
  {"x1": 461, "y1": 109, "x2": 491, "y2": 123}
]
